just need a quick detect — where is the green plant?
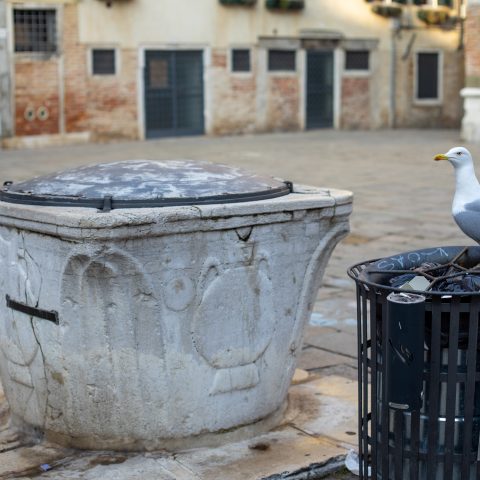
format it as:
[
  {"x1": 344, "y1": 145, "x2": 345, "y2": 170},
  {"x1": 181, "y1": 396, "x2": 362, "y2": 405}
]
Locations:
[
  {"x1": 220, "y1": 0, "x2": 256, "y2": 5},
  {"x1": 417, "y1": 8, "x2": 450, "y2": 25},
  {"x1": 371, "y1": 4, "x2": 402, "y2": 18},
  {"x1": 265, "y1": 0, "x2": 305, "y2": 11}
]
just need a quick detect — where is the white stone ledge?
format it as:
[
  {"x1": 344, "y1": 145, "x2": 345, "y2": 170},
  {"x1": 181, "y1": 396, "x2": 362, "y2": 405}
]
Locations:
[
  {"x1": 461, "y1": 87, "x2": 480, "y2": 98},
  {"x1": 0, "y1": 188, "x2": 353, "y2": 240}
]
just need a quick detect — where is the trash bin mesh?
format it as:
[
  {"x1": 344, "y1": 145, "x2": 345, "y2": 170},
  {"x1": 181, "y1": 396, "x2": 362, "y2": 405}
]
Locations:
[{"x1": 348, "y1": 246, "x2": 480, "y2": 480}]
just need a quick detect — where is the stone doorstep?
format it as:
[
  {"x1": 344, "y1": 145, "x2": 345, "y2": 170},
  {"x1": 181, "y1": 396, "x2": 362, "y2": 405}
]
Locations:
[{"x1": 0, "y1": 375, "x2": 357, "y2": 480}]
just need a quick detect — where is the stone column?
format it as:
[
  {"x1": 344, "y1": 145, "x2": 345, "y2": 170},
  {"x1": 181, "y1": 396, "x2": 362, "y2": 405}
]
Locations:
[
  {"x1": 461, "y1": 0, "x2": 480, "y2": 142},
  {"x1": 0, "y1": 0, "x2": 13, "y2": 139}
]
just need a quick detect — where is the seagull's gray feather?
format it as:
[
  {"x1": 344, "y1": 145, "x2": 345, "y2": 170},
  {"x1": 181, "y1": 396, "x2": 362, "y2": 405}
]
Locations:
[
  {"x1": 464, "y1": 199, "x2": 480, "y2": 213},
  {"x1": 453, "y1": 210, "x2": 480, "y2": 244}
]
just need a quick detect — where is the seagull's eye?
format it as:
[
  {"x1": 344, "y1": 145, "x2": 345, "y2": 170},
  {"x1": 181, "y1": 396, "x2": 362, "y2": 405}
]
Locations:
[{"x1": 456, "y1": 152, "x2": 462, "y2": 156}]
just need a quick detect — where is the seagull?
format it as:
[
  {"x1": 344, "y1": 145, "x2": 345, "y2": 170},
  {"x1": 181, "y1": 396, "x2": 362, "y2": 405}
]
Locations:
[{"x1": 435, "y1": 146, "x2": 480, "y2": 244}]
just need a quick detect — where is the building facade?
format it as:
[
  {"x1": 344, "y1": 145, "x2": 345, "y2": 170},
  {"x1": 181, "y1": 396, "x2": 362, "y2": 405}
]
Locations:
[{"x1": 1, "y1": 0, "x2": 466, "y2": 142}]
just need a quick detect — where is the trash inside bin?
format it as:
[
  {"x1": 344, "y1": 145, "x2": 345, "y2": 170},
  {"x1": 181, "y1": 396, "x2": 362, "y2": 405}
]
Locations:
[{"x1": 348, "y1": 246, "x2": 480, "y2": 480}]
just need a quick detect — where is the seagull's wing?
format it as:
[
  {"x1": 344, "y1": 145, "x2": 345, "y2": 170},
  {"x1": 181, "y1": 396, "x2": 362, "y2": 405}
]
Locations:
[
  {"x1": 454, "y1": 200, "x2": 480, "y2": 243},
  {"x1": 464, "y1": 199, "x2": 480, "y2": 213}
]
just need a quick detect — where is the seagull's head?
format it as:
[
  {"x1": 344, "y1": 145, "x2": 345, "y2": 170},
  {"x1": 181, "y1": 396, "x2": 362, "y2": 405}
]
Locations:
[{"x1": 434, "y1": 147, "x2": 473, "y2": 168}]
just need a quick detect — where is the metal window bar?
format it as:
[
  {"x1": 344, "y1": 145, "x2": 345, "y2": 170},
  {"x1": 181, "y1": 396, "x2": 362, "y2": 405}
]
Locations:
[
  {"x1": 14, "y1": 9, "x2": 57, "y2": 53},
  {"x1": 348, "y1": 247, "x2": 480, "y2": 480},
  {"x1": 232, "y1": 49, "x2": 250, "y2": 72},
  {"x1": 92, "y1": 49, "x2": 116, "y2": 75},
  {"x1": 345, "y1": 51, "x2": 369, "y2": 71},
  {"x1": 268, "y1": 50, "x2": 296, "y2": 71}
]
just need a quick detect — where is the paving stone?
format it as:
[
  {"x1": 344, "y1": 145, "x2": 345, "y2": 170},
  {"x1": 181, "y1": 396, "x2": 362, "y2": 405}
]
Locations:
[
  {"x1": 291, "y1": 376, "x2": 358, "y2": 447},
  {"x1": 0, "y1": 444, "x2": 74, "y2": 478},
  {"x1": 0, "y1": 375, "x2": 357, "y2": 480},
  {"x1": 175, "y1": 429, "x2": 344, "y2": 480},
  {"x1": 304, "y1": 327, "x2": 357, "y2": 360},
  {"x1": 297, "y1": 347, "x2": 356, "y2": 371}
]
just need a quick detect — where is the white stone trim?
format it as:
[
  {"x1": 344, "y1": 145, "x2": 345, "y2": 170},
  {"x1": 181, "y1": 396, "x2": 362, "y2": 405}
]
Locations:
[
  {"x1": 87, "y1": 45, "x2": 121, "y2": 77},
  {"x1": 0, "y1": 188, "x2": 352, "y2": 240},
  {"x1": 334, "y1": 47, "x2": 342, "y2": 130},
  {"x1": 266, "y1": 48, "x2": 298, "y2": 76},
  {"x1": 342, "y1": 48, "x2": 372, "y2": 77},
  {"x1": 228, "y1": 45, "x2": 254, "y2": 77},
  {"x1": 204, "y1": 46, "x2": 213, "y2": 135},
  {"x1": 461, "y1": 87, "x2": 480, "y2": 143},
  {"x1": 298, "y1": 48, "x2": 306, "y2": 131}
]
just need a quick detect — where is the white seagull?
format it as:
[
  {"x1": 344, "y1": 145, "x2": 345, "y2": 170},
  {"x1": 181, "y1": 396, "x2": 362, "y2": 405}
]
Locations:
[{"x1": 435, "y1": 146, "x2": 480, "y2": 244}]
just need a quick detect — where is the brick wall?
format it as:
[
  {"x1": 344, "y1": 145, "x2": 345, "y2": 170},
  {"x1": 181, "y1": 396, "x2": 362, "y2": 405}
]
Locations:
[
  {"x1": 465, "y1": 4, "x2": 480, "y2": 88},
  {"x1": 265, "y1": 76, "x2": 300, "y2": 131},
  {"x1": 14, "y1": 58, "x2": 60, "y2": 136},
  {"x1": 341, "y1": 77, "x2": 371, "y2": 129},
  {"x1": 63, "y1": 4, "x2": 138, "y2": 139}
]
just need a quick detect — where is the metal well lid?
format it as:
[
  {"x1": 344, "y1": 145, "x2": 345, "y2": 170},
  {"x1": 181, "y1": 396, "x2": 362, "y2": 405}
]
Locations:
[{"x1": 0, "y1": 160, "x2": 292, "y2": 211}]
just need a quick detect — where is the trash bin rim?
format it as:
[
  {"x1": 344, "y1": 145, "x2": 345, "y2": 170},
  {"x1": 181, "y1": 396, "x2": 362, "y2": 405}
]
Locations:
[{"x1": 347, "y1": 245, "x2": 480, "y2": 297}]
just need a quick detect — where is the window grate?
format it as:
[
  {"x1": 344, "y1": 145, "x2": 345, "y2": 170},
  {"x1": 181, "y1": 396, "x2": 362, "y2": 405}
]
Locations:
[
  {"x1": 417, "y1": 52, "x2": 439, "y2": 100},
  {"x1": 14, "y1": 9, "x2": 57, "y2": 53},
  {"x1": 345, "y1": 51, "x2": 369, "y2": 71},
  {"x1": 92, "y1": 49, "x2": 116, "y2": 75},
  {"x1": 268, "y1": 50, "x2": 296, "y2": 72},
  {"x1": 232, "y1": 49, "x2": 251, "y2": 72}
]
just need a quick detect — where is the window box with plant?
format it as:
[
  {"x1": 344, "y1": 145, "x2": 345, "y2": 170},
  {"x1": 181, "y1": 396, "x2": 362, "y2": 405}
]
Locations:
[
  {"x1": 369, "y1": 2, "x2": 403, "y2": 18},
  {"x1": 265, "y1": 0, "x2": 304, "y2": 11},
  {"x1": 417, "y1": 7, "x2": 451, "y2": 26},
  {"x1": 219, "y1": 0, "x2": 256, "y2": 6}
]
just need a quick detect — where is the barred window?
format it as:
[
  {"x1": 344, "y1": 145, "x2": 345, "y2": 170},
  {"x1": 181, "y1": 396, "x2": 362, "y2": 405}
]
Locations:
[
  {"x1": 416, "y1": 52, "x2": 439, "y2": 100},
  {"x1": 14, "y1": 9, "x2": 57, "y2": 53},
  {"x1": 232, "y1": 49, "x2": 251, "y2": 72},
  {"x1": 268, "y1": 50, "x2": 296, "y2": 72},
  {"x1": 92, "y1": 49, "x2": 116, "y2": 75},
  {"x1": 345, "y1": 51, "x2": 369, "y2": 71}
]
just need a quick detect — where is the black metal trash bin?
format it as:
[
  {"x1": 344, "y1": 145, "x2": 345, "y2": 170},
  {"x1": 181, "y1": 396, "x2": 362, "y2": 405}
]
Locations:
[{"x1": 348, "y1": 246, "x2": 480, "y2": 480}]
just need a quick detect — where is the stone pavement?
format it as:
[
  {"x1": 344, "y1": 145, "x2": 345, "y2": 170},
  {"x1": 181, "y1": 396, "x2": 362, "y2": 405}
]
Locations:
[{"x1": 0, "y1": 129, "x2": 475, "y2": 478}]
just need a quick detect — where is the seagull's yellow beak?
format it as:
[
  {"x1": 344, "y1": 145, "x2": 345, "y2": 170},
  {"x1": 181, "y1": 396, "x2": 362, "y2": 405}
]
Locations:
[{"x1": 434, "y1": 154, "x2": 448, "y2": 161}]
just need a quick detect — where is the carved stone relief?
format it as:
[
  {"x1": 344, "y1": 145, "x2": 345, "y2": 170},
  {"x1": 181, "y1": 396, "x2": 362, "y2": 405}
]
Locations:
[
  {"x1": 193, "y1": 256, "x2": 275, "y2": 395},
  {"x1": 59, "y1": 247, "x2": 164, "y2": 438}
]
